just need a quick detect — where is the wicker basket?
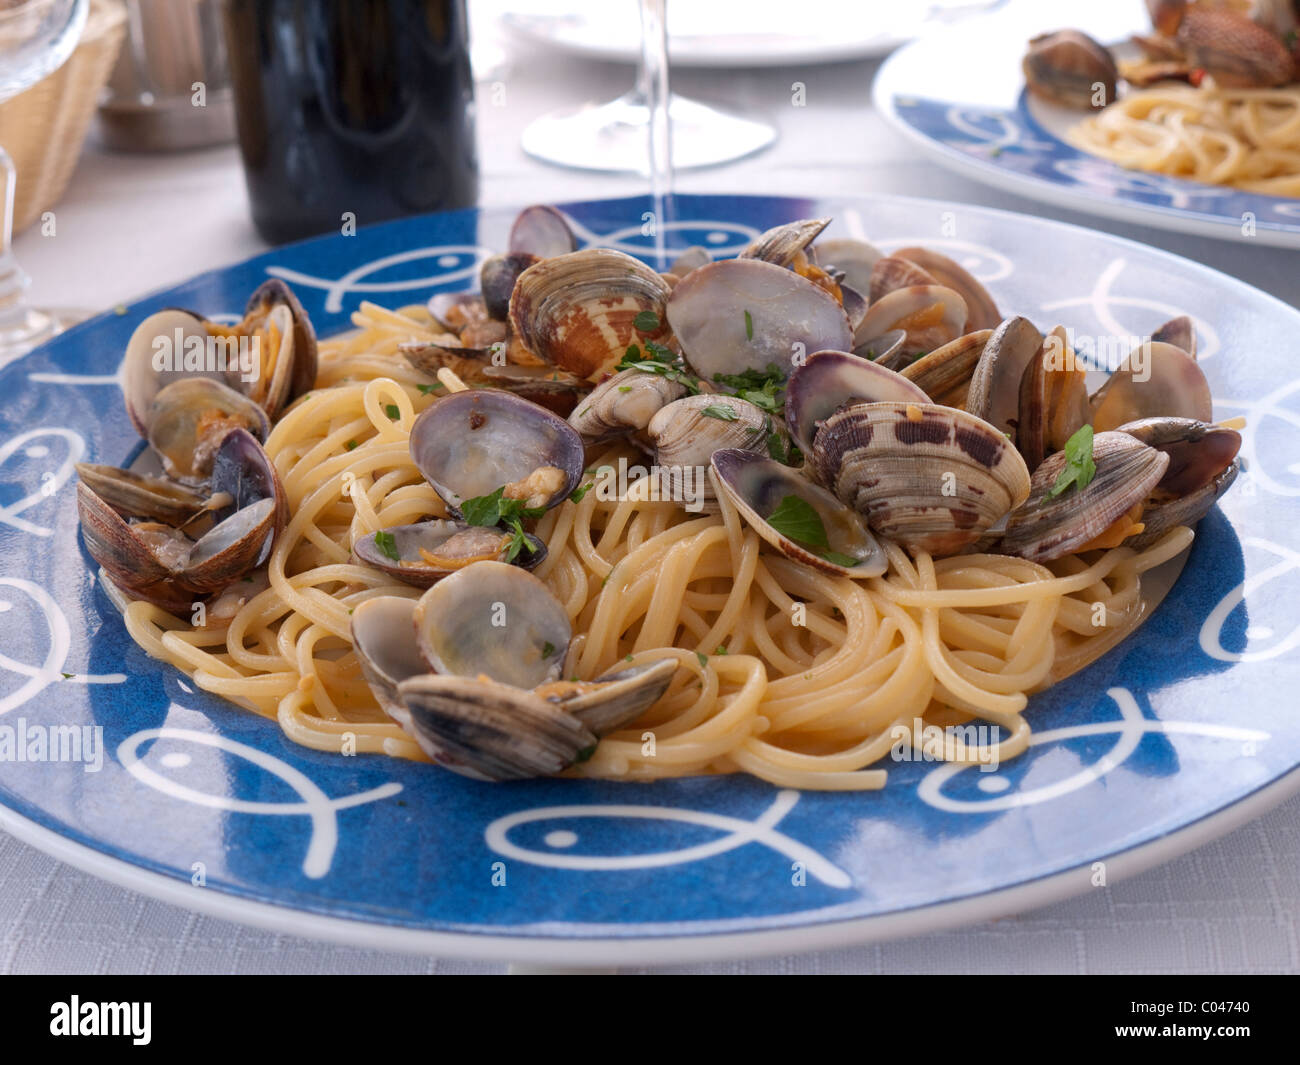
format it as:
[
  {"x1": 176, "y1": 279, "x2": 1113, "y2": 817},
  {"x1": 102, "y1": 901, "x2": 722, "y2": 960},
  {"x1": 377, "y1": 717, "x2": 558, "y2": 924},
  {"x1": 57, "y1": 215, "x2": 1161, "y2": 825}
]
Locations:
[{"x1": 0, "y1": 0, "x2": 126, "y2": 236}]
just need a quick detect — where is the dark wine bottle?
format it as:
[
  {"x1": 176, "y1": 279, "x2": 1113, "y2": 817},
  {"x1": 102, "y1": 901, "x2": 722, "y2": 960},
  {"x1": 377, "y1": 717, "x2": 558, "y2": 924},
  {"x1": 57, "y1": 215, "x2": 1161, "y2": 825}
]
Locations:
[{"x1": 222, "y1": 0, "x2": 478, "y2": 245}]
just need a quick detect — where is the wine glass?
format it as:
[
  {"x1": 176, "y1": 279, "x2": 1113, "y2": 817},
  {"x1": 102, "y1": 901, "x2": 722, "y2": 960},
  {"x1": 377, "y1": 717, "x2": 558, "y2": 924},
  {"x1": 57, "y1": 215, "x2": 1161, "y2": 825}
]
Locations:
[
  {"x1": 520, "y1": 0, "x2": 775, "y2": 174},
  {"x1": 0, "y1": 0, "x2": 89, "y2": 363}
]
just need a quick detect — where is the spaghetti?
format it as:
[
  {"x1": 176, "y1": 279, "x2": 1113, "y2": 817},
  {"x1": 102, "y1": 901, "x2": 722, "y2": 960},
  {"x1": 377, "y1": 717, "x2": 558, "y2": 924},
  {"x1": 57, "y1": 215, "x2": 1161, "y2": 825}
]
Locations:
[
  {"x1": 119, "y1": 301, "x2": 1194, "y2": 791},
  {"x1": 1069, "y1": 83, "x2": 1300, "y2": 196}
]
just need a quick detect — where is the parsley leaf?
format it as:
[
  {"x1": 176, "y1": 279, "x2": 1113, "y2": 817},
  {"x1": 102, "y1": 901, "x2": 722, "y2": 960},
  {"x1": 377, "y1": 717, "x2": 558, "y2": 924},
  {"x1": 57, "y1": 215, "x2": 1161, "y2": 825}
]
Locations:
[
  {"x1": 615, "y1": 345, "x2": 702, "y2": 394},
  {"x1": 712, "y1": 363, "x2": 787, "y2": 415},
  {"x1": 345, "y1": 439, "x2": 358, "y2": 451},
  {"x1": 569, "y1": 482, "x2": 593, "y2": 503},
  {"x1": 416, "y1": 382, "x2": 443, "y2": 394},
  {"x1": 460, "y1": 486, "x2": 547, "y2": 527},
  {"x1": 575, "y1": 744, "x2": 598, "y2": 763},
  {"x1": 384, "y1": 403, "x2": 401, "y2": 420},
  {"x1": 744, "y1": 309, "x2": 754, "y2": 340},
  {"x1": 541, "y1": 641, "x2": 555, "y2": 658},
  {"x1": 1046, "y1": 424, "x2": 1097, "y2": 498},
  {"x1": 696, "y1": 651, "x2": 709, "y2": 668},
  {"x1": 702, "y1": 403, "x2": 739, "y2": 421},
  {"x1": 765, "y1": 495, "x2": 863, "y2": 569},
  {"x1": 633, "y1": 310, "x2": 660, "y2": 332},
  {"x1": 373, "y1": 531, "x2": 400, "y2": 561}
]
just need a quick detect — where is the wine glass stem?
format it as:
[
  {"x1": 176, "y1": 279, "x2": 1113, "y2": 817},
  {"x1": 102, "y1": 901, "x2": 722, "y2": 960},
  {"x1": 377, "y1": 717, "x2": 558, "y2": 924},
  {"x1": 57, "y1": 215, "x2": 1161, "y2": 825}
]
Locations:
[
  {"x1": 637, "y1": 0, "x2": 671, "y2": 264},
  {"x1": 0, "y1": 145, "x2": 29, "y2": 312}
]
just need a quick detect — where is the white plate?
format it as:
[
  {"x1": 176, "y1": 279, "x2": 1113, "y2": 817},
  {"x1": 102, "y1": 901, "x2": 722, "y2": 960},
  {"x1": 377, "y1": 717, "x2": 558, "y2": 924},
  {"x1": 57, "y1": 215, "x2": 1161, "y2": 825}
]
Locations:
[
  {"x1": 499, "y1": 0, "x2": 1007, "y2": 68},
  {"x1": 874, "y1": 0, "x2": 1300, "y2": 248}
]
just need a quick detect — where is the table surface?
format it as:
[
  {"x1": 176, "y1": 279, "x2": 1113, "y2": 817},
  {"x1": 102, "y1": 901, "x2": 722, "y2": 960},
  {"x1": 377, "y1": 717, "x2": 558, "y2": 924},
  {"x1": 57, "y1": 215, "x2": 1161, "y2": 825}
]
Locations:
[{"x1": 4, "y1": 0, "x2": 1298, "y2": 974}]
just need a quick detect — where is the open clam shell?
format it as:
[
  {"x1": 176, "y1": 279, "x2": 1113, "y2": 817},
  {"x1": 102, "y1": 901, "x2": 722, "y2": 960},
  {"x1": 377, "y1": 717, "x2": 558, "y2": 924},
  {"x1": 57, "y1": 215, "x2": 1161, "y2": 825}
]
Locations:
[
  {"x1": 966, "y1": 315, "x2": 1045, "y2": 441},
  {"x1": 480, "y1": 252, "x2": 539, "y2": 321},
  {"x1": 785, "y1": 350, "x2": 929, "y2": 461},
  {"x1": 868, "y1": 256, "x2": 936, "y2": 303},
  {"x1": 73, "y1": 463, "x2": 207, "y2": 525},
  {"x1": 738, "y1": 218, "x2": 830, "y2": 268},
  {"x1": 508, "y1": 204, "x2": 578, "y2": 259},
  {"x1": 146, "y1": 377, "x2": 270, "y2": 485},
  {"x1": 508, "y1": 248, "x2": 672, "y2": 381},
  {"x1": 812, "y1": 401, "x2": 1032, "y2": 556},
  {"x1": 853, "y1": 284, "x2": 967, "y2": 356},
  {"x1": 242, "y1": 278, "x2": 318, "y2": 412},
  {"x1": 123, "y1": 309, "x2": 229, "y2": 436},
  {"x1": 1016, "y1": 325, "x2": 1090, "y2": 473},
  {"x1": 900, "y1": 329, "x2": 992, "y2": 407},
  {"x1": 892, "y1": 247, "x2": 1002, "y2": 331},
  {"x1": 569, "y1": 367, "x2": 687, "y2": 442},
  {"x1": 854, "y1": 328, "x2": 907, "y2": 369},
  {"x1": 396, "y1": 674, "x2": 597, "y2": 781},
  {"x1": 667, "y1": 258, "x2": 852, "y2": 383},
  {"x1": 536, "y1": 658, "x2": 678, "y2": 736},
  {"x1": 352, "y1": 520, "x2": 545, "y2": 588},
  {"x1": 1091, "y1": 341, "x2": 1213, "y2": 431},
  {"x1": 1001, "y1": 432, "x2": 1170, "y2": 563},
  {"x1": 711, "y1": 449, "x2": 887, "y2": 577},
  {"x1": 812, "y1": 238, "x2": 884, "y2": 297},
  {"x1": 409, "y1": 389, "x2": 584, "y2": 515},
  {"x1": 1150, "y1": 315, "x2": 1197, "y2": 359},
  {"x1": 412, "y1": 561, "x2": 571, "y2": 691},
  {"x1": 349, "y1": 596, "x2": 427, "y2": 719}
]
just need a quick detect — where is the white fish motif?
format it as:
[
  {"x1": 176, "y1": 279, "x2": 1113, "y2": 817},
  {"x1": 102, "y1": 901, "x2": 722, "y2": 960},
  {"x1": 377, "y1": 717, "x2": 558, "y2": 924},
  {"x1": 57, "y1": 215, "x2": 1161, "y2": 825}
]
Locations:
[
  {"x1": 916, "y1": 687, "x2": 1269, "y2": 813},
  {"x1": 0, "y1": 576, "x2": 124, "y2": 716},
  {"x1": 0, "y1": 427, "x2": 85, "y2": 536},
  {"x1": 1051, "y1": 156, "x2": 1236, "y2": 210},
  {"x1": 941, "y1": 105, "x2": 1057, "y2": 152},
  {"x1": 1039, "y1": 257, "x2": 1220, "y2": 361},
  {"x1": 1200, "y1": 538, "x2": 1300, "y2": 663},
  {"x1": 117, "y1": 726, "x2": 402, "y2": 878},
  {"x1": 484, "y1": 788, "x2": 852, "y2": 888},
  {"x1": 267, "y1": 244, "x2": 491, "y2": 313},
  {"x1": 1215, "y1": 375, "x2": 1300, "y2": 497}
]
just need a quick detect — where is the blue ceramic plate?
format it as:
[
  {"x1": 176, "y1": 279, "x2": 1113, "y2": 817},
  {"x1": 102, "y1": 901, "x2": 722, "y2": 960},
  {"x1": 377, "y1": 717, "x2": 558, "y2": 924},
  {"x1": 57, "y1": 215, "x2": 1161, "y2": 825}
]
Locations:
[
  {"x1": 875, "y1": 2, "x2": 1300, "y2": 249},
  {"x1": 1, "y1": 193, "x2": 1298, "y2": 965}
]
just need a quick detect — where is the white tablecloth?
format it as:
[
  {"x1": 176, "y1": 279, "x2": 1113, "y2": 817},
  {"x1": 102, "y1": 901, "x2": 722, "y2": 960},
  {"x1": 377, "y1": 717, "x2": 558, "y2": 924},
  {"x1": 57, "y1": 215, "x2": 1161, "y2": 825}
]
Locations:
[{"x1": 4, "y1": 0, "x2": 1298, "y2": 973}]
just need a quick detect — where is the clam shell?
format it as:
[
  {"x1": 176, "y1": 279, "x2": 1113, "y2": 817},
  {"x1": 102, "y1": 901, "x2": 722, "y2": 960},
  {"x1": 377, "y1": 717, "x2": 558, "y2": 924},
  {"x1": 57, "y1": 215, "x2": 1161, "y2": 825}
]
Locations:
[
  {"x1": 509, "y1": 248, "x2": 672, "y2": 382},
  {"x1": 508, "y1": 204, "x2": 578, "y2": 259},
  {"x1": 1150, "y1": 315, "x2": 1196, "y2": 359},
  {"x1": 899, "y1": 329, "x2": 992, "y2": 407},
  {"x1": 811, "y1": 238, "x2": 884, "y2": 296},
  {"x1": 409, "y1": 389, "x2": 584, "y2": 514},
  {"x1": 396, "y1": 674, "x2": 596, "y2": 781},
  {"x1": 352, "y1": 520, "x2": 545, "y2": 588},
  {"x1": 785, "y1": 350, "x2": 928, "y2": 460},
  {"x1": 1016, "y1": 325, "x2": 1090, "y2": 473},
  {"x1": 647, "y1": 395, "x2": 773, "y2": 510},
  {"x1": 738, "y1": 218, "x2": 830, "y2": 268},
  {"x1": 74, "y1": 462, "x2": 206, "y2": 524},
  {"x1": 966, "y1": 315, "x2": 1044, "y2": 440},
  {"x1": 1127, "y1": 461, "x2": 1238, "y2": 550},
  {"x1": 854, "y1": 328, "x2": 907, "y2": 369},
  {"x1": 667, "y1": 258, "x2": 852, "y2": 383},
  {"x1": 868, "y1": 256, "x2": 936, "y2": 303},
  {"x1": 853, "y1": 285, "x2": 967, "y2": 356},
  {"x1": 480, "y1": 252, "x2": 539, "y2": 321},
  {"x1": 349, "y1": 596, "x2": 428, "y2": 719},
  {"x1": 122, "y1": 309, "x2": 227, "y2": 436},
  {"x1": 667, "y1": 246, "x2": 711, "y2": 277},
  {"x1": 1115, "y1": 417, "x2": 1241, "y2": 497},
  {"x1": 569, "y1": 367, "x2": 687, "y2": 442},
  {"x1": 146, "y1": 377, "x2": 270, "y2": 486},
  {"x1": 892, "y1": 247, "x2": 1002, "y2": 331},
  {"x1": 244, "y1": 279, "x2": 318, "y2": 411},
  {"x1": 1000, "y1": 432, "x2": 1170, "y2": 563},
  {"x1": 812, "y1": 401, "x2": 1032, "y2": 556},
  {"x1": 711, "y1": 448, "x2": 887, "y2": 577},
  {"x1": 412, "y1": 561, "x2": 571, "y2": 691},
  {"x1": 1091, "y1": 341, "x2": 1212, "y2": 431},
  {"x1": 537, "y1": 658, "x2": 678, "y2": 736}
]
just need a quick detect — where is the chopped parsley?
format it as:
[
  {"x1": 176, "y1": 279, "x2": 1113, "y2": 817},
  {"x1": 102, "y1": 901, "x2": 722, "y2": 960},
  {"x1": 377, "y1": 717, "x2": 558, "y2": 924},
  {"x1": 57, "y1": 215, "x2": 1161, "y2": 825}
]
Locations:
[
  {"x1": 633, "y1": 310, "x2": 661, "y2": 333},
  {"x1": 715, "y1": 645, "x2": 728, "y2": 655},
  {"x1": 569, "y1": 482, "x2": 593, "y2": 503},
  {"x1": 696, "y1": 651, "x2": 709, "y2": 668},
  {"x1": 767, "y1": 432, "x2": 802, "y2": 467},
  {"x1": 1046, "y1": 424, "x2": 1097, "y2": 499},
  {"x1": 616, "y1": 342, "x2": 701, "y2": 394},
  {"x1": 416, "y1": 382, "x2": 444, "y2": 394},
  {"x1": 702, "y1": 403, "x2": 739, "y2": 422},
  {"x1": 712, "y1": 363, "x2": 787, "y2": 416},
  {"x1": 373, "y1": 530, "x2": 400, "y2": 562},
  {"x1": 744, "y1": 309, "x2": 754, "y2": 340},
  {"x1": 766, "y1": 495, "x2": 860, "y2": 568},
  {"x1": 460, "y1": 486, "x2": 549, "y2": 562},
  {"x1": 575, "y1": 744, "x2": 598, "y2": 763},
  {"x1": 345, "y1": 439, "x2": 358, "y2": 451},
  {"x1": 384, "y1": 403, "x2": 401, "y2": 420},
  {"x1": 541, "y1": 641, "x2": 555, "y2": 658}
]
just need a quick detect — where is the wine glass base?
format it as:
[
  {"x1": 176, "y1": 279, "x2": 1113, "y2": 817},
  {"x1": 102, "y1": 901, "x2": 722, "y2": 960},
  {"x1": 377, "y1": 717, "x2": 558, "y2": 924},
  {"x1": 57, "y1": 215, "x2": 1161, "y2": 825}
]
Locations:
[
  {"x1": 0, "y1": 305, "x2": 88, "y2": 368},
  {"x1": 521, "y1": 92, "x2": 775, "y2": 173}
]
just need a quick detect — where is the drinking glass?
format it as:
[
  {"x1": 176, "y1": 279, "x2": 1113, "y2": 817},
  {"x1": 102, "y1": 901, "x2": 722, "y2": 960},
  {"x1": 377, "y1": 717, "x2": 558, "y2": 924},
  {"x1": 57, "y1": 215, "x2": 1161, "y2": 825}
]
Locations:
[{"x1": 0, "y1": 0, "x2": 88, "y2": 362}]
